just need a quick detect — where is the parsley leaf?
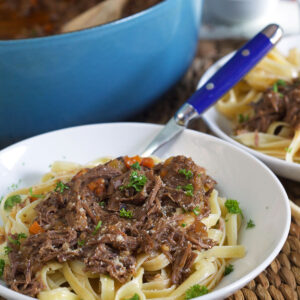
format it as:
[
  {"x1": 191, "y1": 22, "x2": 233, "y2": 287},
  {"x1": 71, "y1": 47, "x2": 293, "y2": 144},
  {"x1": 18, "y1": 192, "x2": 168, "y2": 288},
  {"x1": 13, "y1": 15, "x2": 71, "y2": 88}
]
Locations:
[
  {"x1": 92, "y1": 221, "x2": 102, "y2": 235},
  {"x1": 131, "y1": 162, "x2": 141, "y2": 170},
  {"x1": 99, "y1": 201, "x2": 105, "y2": 207},
  {"x1": 125, "y1": 293, "x2": 140, "y2": 300},
  {"x1": 8, "y1": 233, "x2": 27, "y2": 246},
  {"x1": 181, "y1": 223, "x2": 187, "y2": 227},
  {"x1": 224, "y1": 264, "x2": 234, "y2": 276},
  {"x1": 54, "y1": 181, "x2": 69, "y2": 193},
  {"x1": 28, "y1": 187, "x2": 44, "y2": 198},
  {"x1": 120, "y1": 171, "x2": 147, "y2": 192},
  {"x1": 0, "y1": 259, "x2": 5, "y2": 277},
  {"x1": 4, "y1": 195, "x2": 22, "y2": 210},
  {"x1": 177, "y1": 184, "x2": 194, "y2": 197},
  {"x1": 185, "y1": 284, "x2": 209, "y2": 299},
  {"x1": 120, "y1": 208, "x2": 133, "y2": 219},
  {"x1": 4, "y1": 246, "x2": 12, "y2": 255},
  {"x1": 178, "y1": 169, "x2": 193, "y2": 180},
  {"x1": 246, "y1": 219, "x2": 255, "y2": 229},
  {"x1": 193, "y1": 206, "x2": 201, "y2": 216},
  {"x1": 77, "y1": 239, "x2": 85, "y2": 247},
  {"x1": 238, "y1": 114, "x2": 249, "y2": 124},
  {"x1": 276, "y1": 79, "x2": 286, "y2": 86},
  {"x1": 285, "y1": 147, "x2": 292, "y2": 153},
  {"x1": 225, "y1": 199, "x2": 243, "y2": 218}
]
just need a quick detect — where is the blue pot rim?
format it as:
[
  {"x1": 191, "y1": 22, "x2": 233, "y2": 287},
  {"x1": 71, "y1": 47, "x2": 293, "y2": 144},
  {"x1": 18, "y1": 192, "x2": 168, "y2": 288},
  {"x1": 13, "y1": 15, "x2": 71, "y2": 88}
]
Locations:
[{"x1": 0, "y1": 0, "x2": 170, "y2": 45}]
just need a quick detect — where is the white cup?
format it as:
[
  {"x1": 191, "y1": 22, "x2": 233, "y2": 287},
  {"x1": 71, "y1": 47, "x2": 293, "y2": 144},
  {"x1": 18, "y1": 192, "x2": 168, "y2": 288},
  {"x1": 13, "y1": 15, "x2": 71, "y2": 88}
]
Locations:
[{"x1": 206, "y1": 0, "x2": 279, "y2": 25}]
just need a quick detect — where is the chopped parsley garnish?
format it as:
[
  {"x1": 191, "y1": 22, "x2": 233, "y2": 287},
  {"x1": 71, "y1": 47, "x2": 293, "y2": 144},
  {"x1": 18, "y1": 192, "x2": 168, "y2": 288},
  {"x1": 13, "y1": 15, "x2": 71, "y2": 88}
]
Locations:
[
  {"x1": 125, "y1": 293, "x2": 140, "y2": 300},
  {"x1": 277, "y1": 79, "x2": 286, "y2": 86},
  {"x1": 177, "y1": 183, "x2": 194, "y2": 197},
  {"x1": 4, "y1": 246, "x2": 12, "y2": 255},
  {"x1": 178, "y1": 169, "x2": 193, "y2": 180},
  {"x1": 193, "y1": 206, "x2": 201, "y2": 216},
  {"x1": 238, "y1": 114, "x2": 249, "y2": 123},
  {"x1": 224, "y1": 264, "x2": 234, "y2": 276},
  {"x1": 7, "y1": 233, "x2": 27, "y2": 245},
  {"x1": 131, "y1": 162, "x2": 141, "y2": 170},
  {"x1": 55, "y1": 181, "x2": 70, "y2": 193},
  {"x1": 0, "y1": 259, "x2": 5, "y2": 277},
  {"x1": 181, "y1": 223, "x2": 187, "y2": 227},
  {"x1": 99, "y1": 201, "x2": 105, "y2": 207},
  {"x1": 225, "y1": 199, "x2": 243, "y2": 218},
  {"x1": 272, "y1": 80, "x2": 285, "y2": 94},
  {"x1": 185, "y1": 284, "x2": 209, "y2": 299},
  {"x1": 120, "y1": 208, "x2": 133, "y2": 219},
  {"x1": 246, "y1": 219, "x2": 255, "y2": 229},
  {"x1": 92, "y1": 221, "x2": 102, "y2": 235},
  {"x1": 28, "y1": 187, "x2": 44, "y2": 198},
  {"x1": 285, "y1": 147, "x2": 292, "y2": 153},
  {"x1": 120, "y1": 171, "x2": 147, "y2": 192},
  {"x1": 77, "y1": 239, "x2": 85, "y2": 247},
  {"x1": 4, "y1": 195, "x2": 22, "y2": 210}
]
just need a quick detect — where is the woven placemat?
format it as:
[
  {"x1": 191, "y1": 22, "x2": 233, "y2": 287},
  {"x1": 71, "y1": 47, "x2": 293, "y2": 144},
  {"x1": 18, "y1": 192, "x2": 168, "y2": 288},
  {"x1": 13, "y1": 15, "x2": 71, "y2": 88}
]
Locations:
[{"x1": 130, "y1": 40, "x2": 300, "y2": 300}]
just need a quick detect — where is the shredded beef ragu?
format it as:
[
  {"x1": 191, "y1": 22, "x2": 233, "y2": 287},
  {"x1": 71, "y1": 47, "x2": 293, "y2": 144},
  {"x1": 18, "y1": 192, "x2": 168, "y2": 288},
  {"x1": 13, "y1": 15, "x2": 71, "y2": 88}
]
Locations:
[
  {"x1": 238, "y1": 79, "x2": 300, "y2": 133},
  {"x1": 4, "y1": 155, "x2": 217, "y2": 297}
]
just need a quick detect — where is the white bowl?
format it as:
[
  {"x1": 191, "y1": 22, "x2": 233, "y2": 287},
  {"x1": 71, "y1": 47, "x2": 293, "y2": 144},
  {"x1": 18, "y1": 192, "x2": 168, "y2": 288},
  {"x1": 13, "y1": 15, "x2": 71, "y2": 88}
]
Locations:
[
  {"x1": 200, "y1": 34, "x2": 300, "y2": 182},
  {"x1": 0, "y1": 123, "x2": 290, "y2": 300}
]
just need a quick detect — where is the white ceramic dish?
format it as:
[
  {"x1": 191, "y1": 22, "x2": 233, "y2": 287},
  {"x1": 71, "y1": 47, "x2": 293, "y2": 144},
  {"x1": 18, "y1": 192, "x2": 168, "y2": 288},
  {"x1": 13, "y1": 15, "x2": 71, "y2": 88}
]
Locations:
[
  {"x1": 0, "y1": 123, "x2": 290, "y2": 300},
  {"x1": 200, "y1": 35, "x2": 300, "y2": 181}
]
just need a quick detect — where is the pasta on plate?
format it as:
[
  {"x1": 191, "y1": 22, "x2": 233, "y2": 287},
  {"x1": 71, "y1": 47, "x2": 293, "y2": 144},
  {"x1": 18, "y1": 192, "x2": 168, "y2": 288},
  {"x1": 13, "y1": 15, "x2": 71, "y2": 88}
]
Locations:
[
  {"x1": 0, "y1": 155, "x2": 245, "y2": 300},
  {"x1": 216, "y1": 48, "x2": 300, "y2": 164}
]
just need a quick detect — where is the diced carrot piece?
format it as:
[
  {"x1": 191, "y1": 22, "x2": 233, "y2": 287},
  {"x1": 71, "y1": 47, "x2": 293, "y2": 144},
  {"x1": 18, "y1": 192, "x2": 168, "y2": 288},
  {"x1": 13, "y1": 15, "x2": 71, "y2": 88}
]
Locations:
[
  {"x1": 141, "y1": 157, "x2": 155, "y2": 168},
  {"x1": 123, "y1": 155, "x2": 142, "y2": 168},
  {"x1": 88, "y1": 178, "x2": 106, "y2": 196},
  {"x1": 29, "y1": 196, "x2": 38, "y2": 203},
  {"x1": 29, "y1": 221, "x2": 44, "y2": 235}
]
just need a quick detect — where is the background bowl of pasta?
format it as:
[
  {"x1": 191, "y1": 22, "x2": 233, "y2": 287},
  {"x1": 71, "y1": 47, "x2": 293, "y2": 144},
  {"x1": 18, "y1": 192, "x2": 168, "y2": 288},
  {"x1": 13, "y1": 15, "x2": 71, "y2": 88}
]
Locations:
[
  {"x1": 0, "y1": 123, "x2": 290, "y2": 300},
  {"x1": 200, "y1": 35, "x2": 300, "y2": 181}
]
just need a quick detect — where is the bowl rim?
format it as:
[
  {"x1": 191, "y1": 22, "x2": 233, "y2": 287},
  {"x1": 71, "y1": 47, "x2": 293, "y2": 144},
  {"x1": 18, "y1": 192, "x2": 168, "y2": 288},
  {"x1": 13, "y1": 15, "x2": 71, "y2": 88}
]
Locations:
[
  {"x1": 0, "y1": 0, "x2": 169, "y2": 45},
  {"x1": 0, "y1": 122, "x2": 291, "y2": 300}
]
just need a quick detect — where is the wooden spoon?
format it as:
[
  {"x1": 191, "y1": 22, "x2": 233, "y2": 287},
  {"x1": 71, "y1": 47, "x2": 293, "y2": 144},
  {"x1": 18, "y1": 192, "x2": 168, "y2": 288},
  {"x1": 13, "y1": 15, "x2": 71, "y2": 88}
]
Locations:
[{"x1": 61, "y1": 0, "x2": 129, "y2": 33}]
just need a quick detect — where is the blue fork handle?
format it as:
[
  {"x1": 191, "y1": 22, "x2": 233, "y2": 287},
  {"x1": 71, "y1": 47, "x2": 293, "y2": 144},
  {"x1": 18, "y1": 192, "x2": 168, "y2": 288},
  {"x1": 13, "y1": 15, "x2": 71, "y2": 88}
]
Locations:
[{"x1": 187, "y1": 24, "x2": 283, "y2": 115}]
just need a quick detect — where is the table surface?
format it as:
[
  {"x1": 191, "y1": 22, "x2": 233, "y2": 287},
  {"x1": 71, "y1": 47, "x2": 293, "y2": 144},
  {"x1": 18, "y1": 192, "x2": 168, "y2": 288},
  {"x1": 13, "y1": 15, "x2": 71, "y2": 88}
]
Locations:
[{"x1": 1, "y1": 39, "x2": 300, "y2": 300}]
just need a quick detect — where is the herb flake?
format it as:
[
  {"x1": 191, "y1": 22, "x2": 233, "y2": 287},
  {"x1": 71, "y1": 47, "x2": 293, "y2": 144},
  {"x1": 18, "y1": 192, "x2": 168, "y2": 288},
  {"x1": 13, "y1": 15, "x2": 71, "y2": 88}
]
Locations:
[
  {"x1": 120, "y1": 208, "x2": 133, "y2": 219},
  {"x1": 55, "y1": 181, "x2": 69, "y2": 193},
  {"x1": 4, "y1": 195, "x2": 22, "y2": 210},
  {"x1": 4, "y1": 246, "x2": 12, "y2": 255},
  {"x1": 178, "y1": 169, "x2": 193, "y2": 180},
  {"x1": 120, "y1": 171, "x2": 147, "y2": 192},
  {"x1": 193, "y1": 206, "x2": 201, "y2": 216},
  {"x1": 185, "y1": 284, "x2": 209, "y2": 299},
  {"x1": 99, "y1": 201, "x2": 105, "y2": 207},
  {"x1": 225, "y1": 199, "x2": 243, "y2": 218},
  {"x1": 78, "y1": 239, "x2": 85, "y2": 247},
  {"x1": 92, "y1": 221, "x2": 102, "y2": 235},
  {"x1": 125, "y1": 293, "x2": 140, "y2": 300},
  {"x1": 224, "y1": 264, "x2": 234, "y2": 276},
  {"x1": 29, "y1": 187, "x2": 44, "y2": 198},
  {"x1": 0, "y1": 259, "x2": 4, "y2": 277},
  {"x1": 131, "y1": 162, "x2": 141, "y2": 170},
  {"x1": 177, "y1": 183, "x2": 194, "y2": 197},
  {"x1": 246, "y1": 219, "x2": 255, "y2": 229}
]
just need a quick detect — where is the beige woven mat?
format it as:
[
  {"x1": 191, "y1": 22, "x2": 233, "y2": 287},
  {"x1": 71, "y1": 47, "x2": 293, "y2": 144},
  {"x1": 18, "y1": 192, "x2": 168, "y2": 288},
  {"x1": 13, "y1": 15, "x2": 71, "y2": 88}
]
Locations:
[{"x1": 1, "y1": 40, "x2": 299, "y2": 300}]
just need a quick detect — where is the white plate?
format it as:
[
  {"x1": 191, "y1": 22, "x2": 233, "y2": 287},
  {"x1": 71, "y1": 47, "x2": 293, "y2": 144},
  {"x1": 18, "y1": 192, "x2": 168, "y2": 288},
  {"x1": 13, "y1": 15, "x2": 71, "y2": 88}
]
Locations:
[
  {"x1": 0, "y1": 123, "x2": 290, "y2": 300},
  {"x1": 200, "y1": 35, "x2": 300, "y2": 181}
]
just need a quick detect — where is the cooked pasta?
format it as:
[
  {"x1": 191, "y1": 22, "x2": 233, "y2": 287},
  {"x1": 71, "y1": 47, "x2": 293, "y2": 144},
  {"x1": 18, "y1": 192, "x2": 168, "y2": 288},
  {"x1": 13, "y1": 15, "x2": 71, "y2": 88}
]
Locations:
[
  {"x1": 216, "y1": 48, "x2": 300, "y2": 163},
  {"x1": 0, "y1": 156, "x2": 246, "y2": 300}
]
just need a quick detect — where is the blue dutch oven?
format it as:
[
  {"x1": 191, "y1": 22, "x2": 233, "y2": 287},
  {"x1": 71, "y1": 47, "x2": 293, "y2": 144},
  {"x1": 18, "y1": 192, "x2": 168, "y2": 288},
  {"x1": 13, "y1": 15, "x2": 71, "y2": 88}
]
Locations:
[{"x1": 0, "y1": 0, "x2": 202, "y2": 147}]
